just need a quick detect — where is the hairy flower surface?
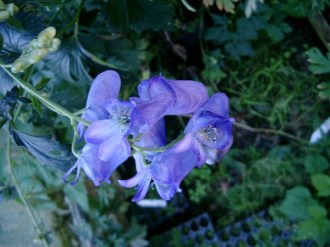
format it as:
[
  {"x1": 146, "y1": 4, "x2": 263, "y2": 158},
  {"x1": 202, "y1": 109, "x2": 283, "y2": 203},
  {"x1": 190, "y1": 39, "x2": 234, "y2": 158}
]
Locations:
[
  {"x1": 84, "y1": 99, "x2": 134, "y2": 161},
  {"x1": 185, "y1": 93, "x2": 234, "y2": 165}
]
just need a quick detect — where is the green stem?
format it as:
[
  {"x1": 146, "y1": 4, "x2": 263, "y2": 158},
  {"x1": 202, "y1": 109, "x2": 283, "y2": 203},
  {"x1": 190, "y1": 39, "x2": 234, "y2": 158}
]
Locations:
[
  {"x1": 233, "y1": 121, "x2": 306, "y2": 143},
  {"x1": 1, "y1": 66, "x2": 90, "y2": 126},
  {"x1": 6, "y1": 135, "x2": 50, "y2": 247},
  {"x1": 308, "y1": 12, "x2": 330, "y2": 51},
  {"x1": 131, "y1": 134, "x2": 184, "y2": 153},
  {"x1": 70, "y1": 119, "x2": 81, "y2": 158}
]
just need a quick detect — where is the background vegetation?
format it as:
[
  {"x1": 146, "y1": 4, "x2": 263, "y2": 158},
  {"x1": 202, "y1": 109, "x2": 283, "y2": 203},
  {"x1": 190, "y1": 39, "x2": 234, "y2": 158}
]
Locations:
[{"x1": 0, "y1": 0, "x2": 330, "y2": 246}]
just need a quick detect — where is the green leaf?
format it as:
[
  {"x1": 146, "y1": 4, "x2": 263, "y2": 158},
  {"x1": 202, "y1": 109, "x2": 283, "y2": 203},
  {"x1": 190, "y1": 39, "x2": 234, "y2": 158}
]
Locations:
[
  {"x1": 311, "y1": 174, "x2": 330, "y2": 197},
  {"x1": 307, "y1": 205, "x2": 327, "y2": 220},
  {"x1": 5, "y1": 16, "x2": 24, "y2": 32},
  {"x1": 296, "y1": 205, "x2": 330, "y2": 246},
  {"x1": 216, "y1": 0, "x2": 238, "y2": 13},
  {"x1": 0, "y1": 33, "x2": 3, "y2": 51},
  {"x1": 0, "y1": 87, "x2": 19, "y2": 120},
  {"x1": 317, "y1": 81, "x2": 330, "y2": 99},
  {"x1": 103, "y1": 0, "x2": 173, "y2": 32},
  {"x1": 10, "y1": 128, "x2": 76, "y2": 172},
  {"x1": 64, "y1": 182, "x2": 89, "y2": 212},
  {"x1": 297, "y1": 218, "x2": 330, "y2": 245},
  {"x1": 35, "y1": 77, "x2": 50, "y2": 91},
  {"x1": 30, "y1": 96, "x2": 43, "y2": 116},
  {"x1": 45, "y1": 38, "x2": 92, "y2": 83},
  {"x1": 34, "y1": 0, "x2": 65, "y2": 6},
  {"x1": 304, "y1": 154, "x2": 329, "y2": 174},
  {"x1": 306, "y1": 47, "x2": 330, "y2": 74},
  {"x1": 279, "y1": 186, "x2": 317, "y2": 219}
]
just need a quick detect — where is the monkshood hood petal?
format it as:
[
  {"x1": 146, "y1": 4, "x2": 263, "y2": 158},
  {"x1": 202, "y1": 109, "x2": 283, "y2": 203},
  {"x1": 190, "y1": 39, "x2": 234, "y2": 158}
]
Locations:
[
  {"x1": 149, "y1": 133, "x2": 206, "y2": 200},
  {"x1": 185, "y1": 93, "x2": 232, "y2": 132},
  {"x1": 130, "y1": 94, "x2": 174, "y2": 133},
  {"x1": 86, "y1": 70, "x2": 121, "y2": 107},
  {"x1": 63, "y1": 143, "x2": 129, "y2": 186},
  {"x1": 185, "y1": 111, "x2": 233, "y2": 150},
  {"x1": 138, "y1": 75, "x2": 208, "y2": 116},
  {"x1": 77, "y1": 70, "x2": 122, "y2": 137},
  {"x1": 184, "y1": 93, "x2": 234, "y2": 165}
]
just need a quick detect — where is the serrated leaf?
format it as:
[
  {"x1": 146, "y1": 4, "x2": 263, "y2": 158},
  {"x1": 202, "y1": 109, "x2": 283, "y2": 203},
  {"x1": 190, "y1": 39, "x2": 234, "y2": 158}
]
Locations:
[
  {"x1": 5, "y1": 16, "x2": 24, "y2": 32},
  {"x1": 10, "y1": 128, "x2": 76, "y2": 172},
  {"x1": 0, "y1": 33, "x2": 3, "y2": 51},
  {"x1": 0, "y1": 2, "x2": 46, "y2": 65},
  {"x1": 279, "y1": 186, "x2": 317, "y2": 220},
  {"x1": 104, "y1": 0, "x2": 173, "y2": 32},
  {"x1": 35, "y1": 77, "x2": 50, "y2": 91},
  {"x1": 45, "y1": 38, "x2": 92, "y2": 83},
  {"x1": 0, "y1": 68, "x2": 16, "y2": 95},
  {"x1": 307, "y1": 205, "x2": 327, "y2": 220},
  {"x1": 30, "y1": 96, "x2": 43, "y2": 116},
  {"x1": 304, "y1": 154, "x2": 329, "y2": 174},
  {"x1": 311, "y1": 174, "x2": 330, "y2": 197},
  {"x1": 0, "y1": 87, "x2": 19, "y2": 120},
  {"x1": 216, "y1": 0, "x2": 238, "y2": 13},
  {"x1": 306, "y1": 48, "x2": 330, "y2": 74},
  {"x1": 64, "y1": 182, "x2": 89, "y2": 212},
  {"x1": 297, "y1": 217, "x2": 330, "y2": 245}
]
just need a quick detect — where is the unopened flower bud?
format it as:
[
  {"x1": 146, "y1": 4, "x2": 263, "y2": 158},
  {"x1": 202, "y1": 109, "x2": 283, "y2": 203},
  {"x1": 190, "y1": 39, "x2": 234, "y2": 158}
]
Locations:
[
  {"x1": 0, "y1": 10, "x2": 9, "y2": 22},
  {"x1": 23, "y1": 39, "x2": 38, "y2": 54},
  {"x1": 0, "y1": 1, "x2": 6, "y2": 10},
  {"x1": 6, "y1": 3, "x2": 19, "y2": 16},
  {"x1": 28, "y1": 48, "x2": 49, "y2": 63},
  {"x1": 37, "y1": 27, "x2": 56, "y2": 47},
  {"x1": 48, "y1": 38, "x2": 61, "y2": 52},
  {"x1": 11, "y1": 58, "x2": 30, "y2": 73}
]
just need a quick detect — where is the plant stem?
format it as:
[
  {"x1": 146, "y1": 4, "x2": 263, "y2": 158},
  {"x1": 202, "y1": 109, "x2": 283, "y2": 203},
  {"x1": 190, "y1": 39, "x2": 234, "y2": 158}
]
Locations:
[
  {"x1": 70, "y1": 119, "x2": 81, "y2": 158},
  {"x1": 308, "y1": 12, "x2": 330, "y2": 51},
  {"x1": 6, "y1": 135, "x2": 50, "y2": 247},
  {"x1": 131, "y1": 134, "x2": 184, "y2": 153},
  {"x1": 233, "y1": 121, "x2": 306, "y2": 143},
  {"x1": 1, "y1": 66, "x2": 90, "y2": 126}
]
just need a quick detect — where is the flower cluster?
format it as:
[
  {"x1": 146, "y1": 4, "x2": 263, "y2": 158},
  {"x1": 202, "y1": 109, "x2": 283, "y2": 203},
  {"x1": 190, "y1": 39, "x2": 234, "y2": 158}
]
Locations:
[
  {"x1": 0, "y1": 1, "x2": 18, "y2": 22},
  {"x1": 11, "y1": 27, "x2": 61, "y2": 73},
  {"x1": 64, "y1": 70, "x2": 234, "y2": 201}
]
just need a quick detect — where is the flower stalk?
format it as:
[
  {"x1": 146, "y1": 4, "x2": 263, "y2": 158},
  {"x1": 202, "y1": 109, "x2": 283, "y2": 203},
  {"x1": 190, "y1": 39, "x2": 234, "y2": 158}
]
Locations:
[
  {"x1": 6, "y1": 135, "x2": 50, "y2": 247},
  {"x1": 1, "y1": 66, "x2": 90, "y2": 126}
]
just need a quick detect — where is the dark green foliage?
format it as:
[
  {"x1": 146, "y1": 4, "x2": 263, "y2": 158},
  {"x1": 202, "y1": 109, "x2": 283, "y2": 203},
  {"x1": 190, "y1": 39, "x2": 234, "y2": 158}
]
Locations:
[
  {"x1": 11, "y1": 128, "x2": 76, "y2": 172},
  {"x1": 45, "y1": 38, "x2": 92, "y2": 83},
  {"x1": 0, "y1": 0, "x2": 330, "y2": 246},
  {"x1": 282, "y1": 0, "x2": 330, "y2": 17},
  {"x1": 103, "y1": 0, "x2": 174, "y2": 33},
  {"x1": 0, "y1": 87, "x2": 19, "y2": 120},
  {"x1": 205, "y1": 3, "x2": 291, "y2": 60}
]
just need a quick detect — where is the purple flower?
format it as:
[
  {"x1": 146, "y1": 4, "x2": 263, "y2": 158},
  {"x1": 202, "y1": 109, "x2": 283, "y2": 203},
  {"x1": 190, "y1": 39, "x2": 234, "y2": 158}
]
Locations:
[
  {"x1": 84, "y1": 99, "x2": 134, "y2": 162},
  {"x1": 185, "y1": 93, "x2": 234, "y2": 165},
  {"x1": 63, "y1": 143, "x2": 130, "y2": 186},
  {"x1": 65, "y1": 70, "x2": 134, "y2": 185},
  {"x1": 131, "y1": 75, "x2": 208, "y2": 132},
  {"x1": 119, "y1": 133, "x2": 205, "y2": 201},
  {"x1": 77, "y1": 70, "x2": 121, "y2": 137}
]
